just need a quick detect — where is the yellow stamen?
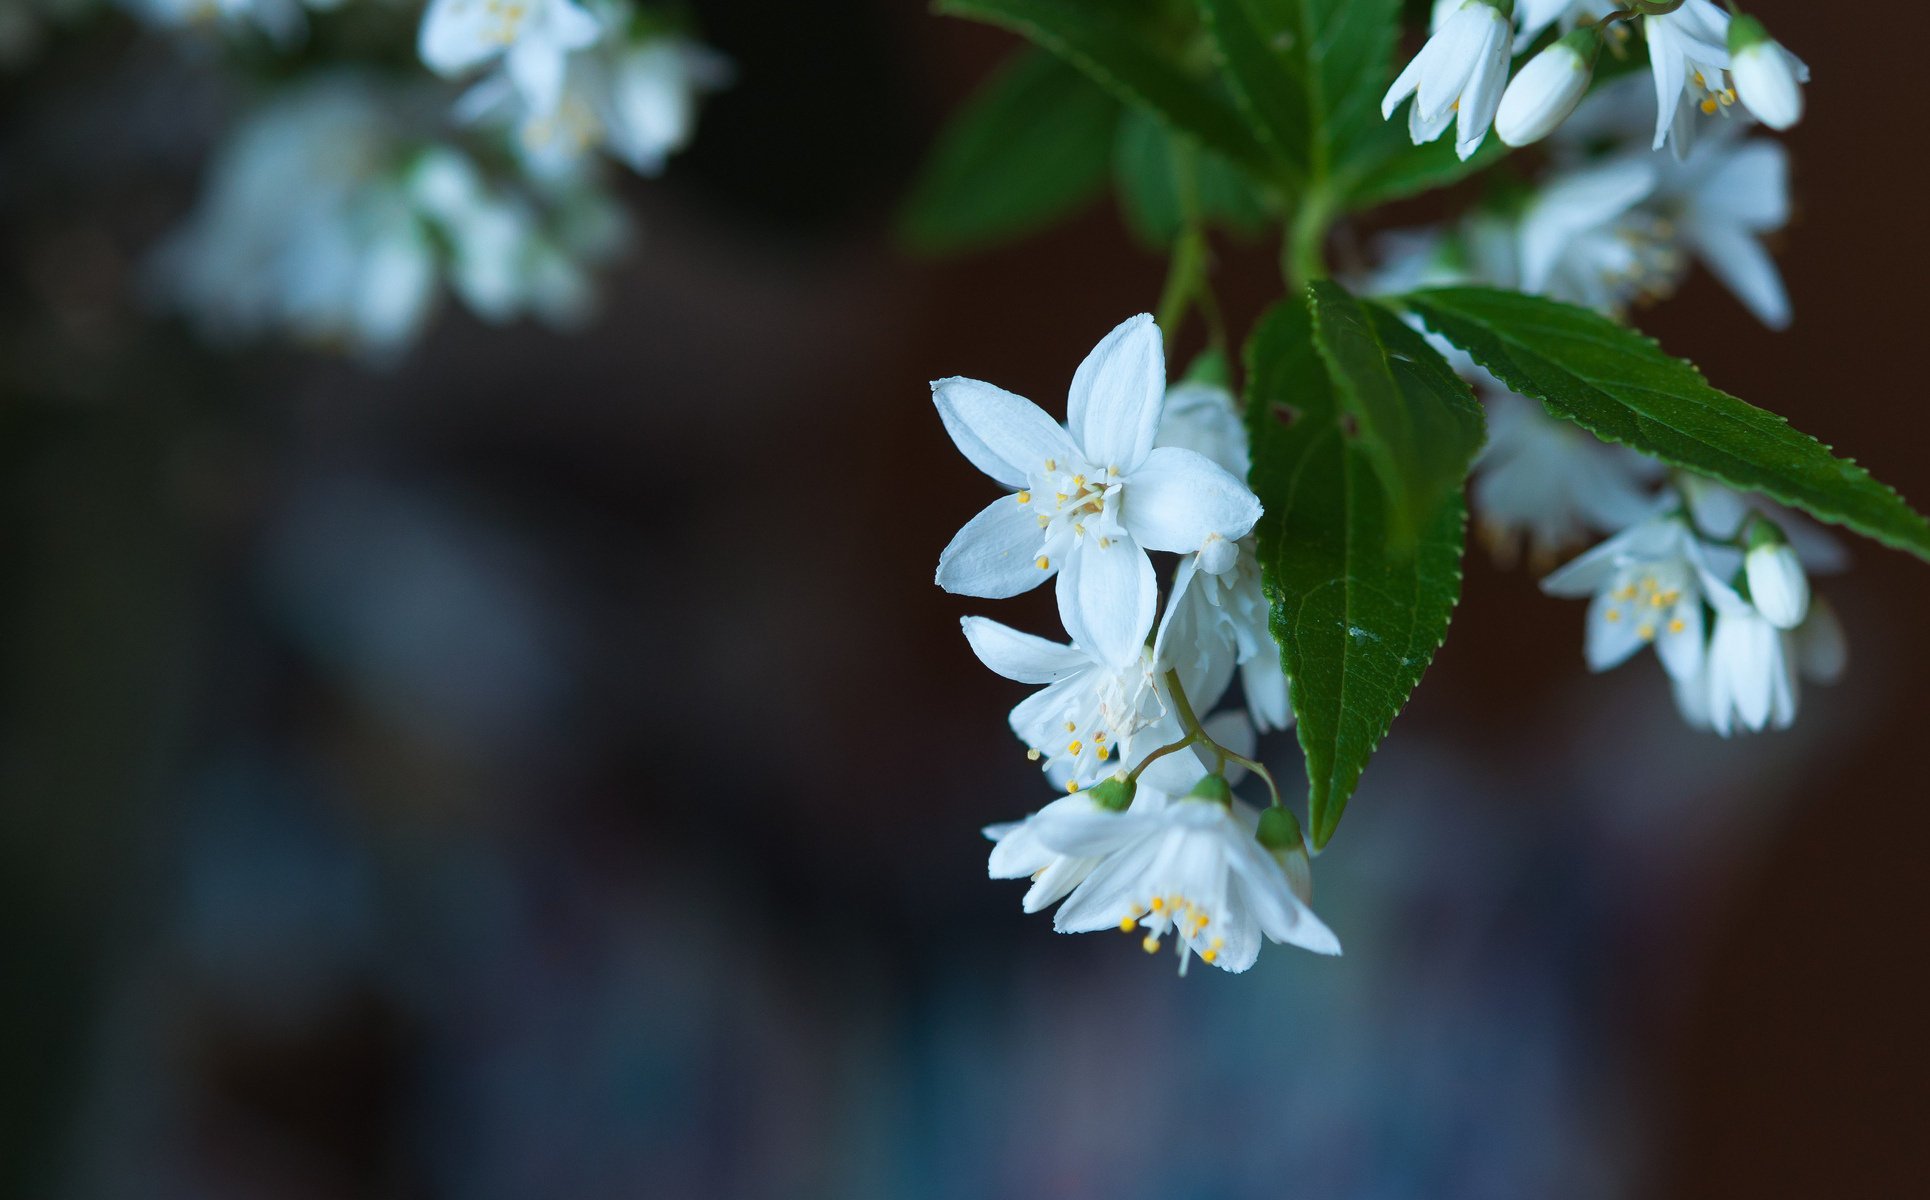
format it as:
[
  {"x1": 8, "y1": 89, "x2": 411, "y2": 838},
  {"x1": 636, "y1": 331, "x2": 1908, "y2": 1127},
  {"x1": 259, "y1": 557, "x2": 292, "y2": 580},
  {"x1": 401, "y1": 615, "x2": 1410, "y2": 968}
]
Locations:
[
  {"x1": 1201, "y1": 949, "x2": 1218, "y2": 963},
  {"x1": 1142, "y1": 935, "x2": 1160, "y2": 954},
  {"x1": 1638, "y1": 623, "x2": 1656, "y2": 641},
  {"x1": 1119, "y1": 917, "x2": 1137, "y2": 932},
  {"x1": 1035, "y1": 556, "x2": 1050, "y2": 570},
  {"x1": 1668, "y1": 618, "x2": 1686, "y2": 635},
  {"x1": 1016, "y1": 490, "x2": 1031, "y2": 504},
  {"x1": 1044, "y1": 458, "x2": 1056, "y2": 471},
  {"x1": 1605, "y1": 608, "x2": 1622, "y2": 622},
  {"x1": 1067, "y1": 740, "x2": 1083, "y2": 755},
  {"x1": 1026, "y1": 749, "x2": 1041, "y2": 761},
  {"x1": 1066, "y1": 780, "x2": 1080, "y2": 794}
]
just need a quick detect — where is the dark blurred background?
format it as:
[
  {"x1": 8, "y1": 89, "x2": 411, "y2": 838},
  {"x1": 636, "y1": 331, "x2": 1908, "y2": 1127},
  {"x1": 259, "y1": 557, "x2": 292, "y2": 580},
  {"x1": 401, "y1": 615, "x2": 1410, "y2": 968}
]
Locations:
[{"x1": 3, "y1": 1, "x2": 1927, "y2": 1196}]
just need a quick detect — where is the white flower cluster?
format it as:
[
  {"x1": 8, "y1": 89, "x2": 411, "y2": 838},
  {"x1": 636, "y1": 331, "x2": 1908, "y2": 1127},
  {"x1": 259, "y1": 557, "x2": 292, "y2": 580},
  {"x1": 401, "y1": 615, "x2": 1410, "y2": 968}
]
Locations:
[
  {"x1": 933, "y1": 315, "x2": 1338, "y2": 973},
  {"x1": 1542, "y1": 481, "x2": 1846, "y2": 735},
  {"x1": 1386, "y1": 0, "x2": 1806, "y2": 160},
  {"x1": 154, "y1": 75, "x2": 627, "y2": 360},
  {"x1": 123, "y1": 0, "x2": 724, "y2": 358},
  {"x1": 420, "y1": 0, "x2": 731, "y2": 179}
]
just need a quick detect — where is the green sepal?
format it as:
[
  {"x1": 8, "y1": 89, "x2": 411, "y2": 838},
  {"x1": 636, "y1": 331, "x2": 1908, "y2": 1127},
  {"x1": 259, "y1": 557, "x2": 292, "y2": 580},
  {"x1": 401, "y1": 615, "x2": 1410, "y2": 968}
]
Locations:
[
  {"x1": 1087, "y1": 774, "x2": 1138, "y2": 812},
  {"x1": 1727, "y1": 13, "x2": 1772, "y2": 53},
  {"x1": 1185, "y1": 774, "x2": 1233, "y2": 806},
  {"x1": 1255, "y1": 806, "x2": 1306, "y2": 853}
]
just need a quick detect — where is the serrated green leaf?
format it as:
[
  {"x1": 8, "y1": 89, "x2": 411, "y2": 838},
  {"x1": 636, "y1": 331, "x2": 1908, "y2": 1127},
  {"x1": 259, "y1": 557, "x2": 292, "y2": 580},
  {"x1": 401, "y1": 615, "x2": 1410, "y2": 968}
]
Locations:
[
  {"x1": 898, "y1": 49, "x2": 1120, "y2": 254},
  {"x1": 936, "y1": 0, "x2": 1270, "y2": 175},
  {"x1": 1403, "y1": 288, "x2": 1930, "y2": 563},
  {"x1": 1113, "y1": 106, "x2": 1272, "y2": 249},
  {"x1": 1246, "y1": 300, "x2": 1468, "y2": 848},
  {"x1": 1306, "y1": 280, "x2": 1485, "y2": 545}
]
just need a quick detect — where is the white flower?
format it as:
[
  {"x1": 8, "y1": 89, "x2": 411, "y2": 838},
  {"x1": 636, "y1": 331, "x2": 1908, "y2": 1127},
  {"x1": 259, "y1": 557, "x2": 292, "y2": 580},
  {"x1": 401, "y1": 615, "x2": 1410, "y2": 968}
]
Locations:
[
  {"x1": 1653, "y1": 128, "x2": 1792, "y2": 329},
  {"x1": 1383, "y1": 0, "x2": 1515, "y2": 161},
  {"x1": 1728, "y1": 15, "x2": 1806, "y2": 131},
  {"x1": 960, "y1": 611, "x2": 1245, "y2": 794},
  {"x1": 418, "y1": 0, "x2": 603, "y2": 117},
  {"x1": 1510, "y1": 0, "x2": 1614, "y2": 52},
  {"x1": 933, "y1": 315, "x2": 1264, "y2": 667},
  {"x1": 461, "y1": 34, "x2": 732, "y2": 179},
  {"x1": 1643, "y1": 0, "x2": 1733, "y2": 155},
  {"x1": 1155, "y1": 383, "x2": 1293, "y2": 732},
  {"x1": 151, "y1": 79, "x2": 441, "y2": 359},
  {"x1": 1542, "y1": 511, "x2": 1707, "y2": 687},
  {"x1": 1495, "y1": 29, "x2": 1596, "y2": 148},
  {"x1": 1744, "y1": 533, "x2": 1809, "y2": 630},
  {"x1": 984, "y1": 792, "x2": 1118, "y2": 914},
  {"x1": 1517, "y1": 156, "x2": 1683, "y2": 315},
  {"x1": 1472, "y1": 392, "x2": 1660, "y2": 566},
  {"x1": 1701, "y1": 576, "x2": 1797, "y2": 735},
  {"x1": 1032, "y1": 783, "x2": 1341, "y2": 973}
]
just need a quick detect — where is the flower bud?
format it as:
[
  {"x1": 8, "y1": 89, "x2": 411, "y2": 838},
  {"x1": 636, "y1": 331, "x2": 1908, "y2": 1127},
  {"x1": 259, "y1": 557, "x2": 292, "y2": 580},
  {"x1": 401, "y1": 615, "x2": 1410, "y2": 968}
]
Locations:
[
  {"x1": 1256, "y1": 807, "x2": 1313, "y2": 906},
  {"x1": 1495, "y1": 29, "x2": 1598, "y2": 147},
  {"x1": 1729, "y1": 14, "x2": 1798, "y2": 130},
  {"x1": 1185, "y1": 774, "x2": 1232, "y2": 807},
  {"x1": 1086, "y1": 773, "x2": 1137, "y2": 812},
  {"x1": 1197, "y1": 532, "x2": 1239, "y2": 576},
  {"x1": 1728, "y1": 15, "x2": 1805, "y2": 131},
  {"x1": 1744, "y1": 521, "x2": 1809, "y2": 629}
]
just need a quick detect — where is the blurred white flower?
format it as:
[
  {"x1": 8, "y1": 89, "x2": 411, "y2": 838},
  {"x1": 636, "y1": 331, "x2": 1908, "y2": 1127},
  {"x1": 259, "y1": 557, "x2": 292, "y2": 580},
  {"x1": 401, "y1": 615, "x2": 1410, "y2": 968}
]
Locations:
[
  {"x1": 1517, "y1": 156, "x2": 1684, "y2": 316},
  {"x1": 419, "y1": 0, "x2": 603, "y2": 116},
  {"x1": 461, "y1": 33, "x2": 732, "y2": 179},
  {"x1": 1542, "y1": 511, "x2": 1708, "y2": 690},
  {"x1": 126, "y1": 0, "x2": 340, "y2": 44},
  {"x1": 1653, "y1": 128, "x2": 1792, "y2": 329},
  {"x1": 1472, "y1": 392, "x2": 1660, "y2": 567}
]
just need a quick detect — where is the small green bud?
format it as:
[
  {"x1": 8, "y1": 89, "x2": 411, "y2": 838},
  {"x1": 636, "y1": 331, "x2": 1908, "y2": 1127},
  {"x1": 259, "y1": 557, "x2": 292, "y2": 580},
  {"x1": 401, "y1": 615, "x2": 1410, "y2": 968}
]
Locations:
[
  {"x1": 1255, "y1": 806, "x2": 1305, "y2": 853},
  {"x1": 1181, "y1": 348, "x2": 1230, "y2": 389},
  {"x1": 1557, "y1": 27, "x2": 1603, "y2": 67},
  {"x1": 1087, "y1": 774, "x2": 1137, "y2": 812},
  {"x1": 1471, "y1": 0, "x2": 1516, "y2": 16},
  {"x1": 1727, "y1": 13, "x2": 1772, "y2": 54},
  {"x1": 1185, "y1": 774, "x2": 1233, "y2": 807},
  {"x1": 1744, "y1": 515, "x2": 1789, "y2": 552}
]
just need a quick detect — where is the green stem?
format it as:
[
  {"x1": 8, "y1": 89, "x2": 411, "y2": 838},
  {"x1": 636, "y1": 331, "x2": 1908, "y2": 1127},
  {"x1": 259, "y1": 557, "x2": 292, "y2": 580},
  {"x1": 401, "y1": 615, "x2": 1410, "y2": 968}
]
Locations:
[
  {"x1": 1284, "y1": 188, "x2": 1334, "y2": 292},
  {"x1": 1155, "y1": 226, "x2": 1207, "y2": 348}
]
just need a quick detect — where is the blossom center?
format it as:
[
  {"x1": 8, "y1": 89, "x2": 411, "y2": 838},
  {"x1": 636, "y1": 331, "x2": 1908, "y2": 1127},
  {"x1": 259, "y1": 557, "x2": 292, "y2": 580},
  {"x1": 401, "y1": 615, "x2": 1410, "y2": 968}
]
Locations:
[{"x1": 1019, "y1": 456, "x2": 1126, "y2": 567}]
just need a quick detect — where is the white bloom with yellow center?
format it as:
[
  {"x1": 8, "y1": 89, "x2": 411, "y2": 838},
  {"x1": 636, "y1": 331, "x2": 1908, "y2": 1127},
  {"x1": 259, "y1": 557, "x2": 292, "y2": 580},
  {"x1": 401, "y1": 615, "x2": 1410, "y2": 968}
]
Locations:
[
  {"x1": 1472, "y1": 391, "x2": 1660, "y2": 567},
  {"x1": 1033, "y1": 783, "x2": 1340, "y2": 974},
  {"x1": 418, "y1": 0, "x2": 603, "y2": 117},
  {"x1": 1643, "y1": 0, "x2": 1733, "y2": 155},
  {"x1": 934, "y1": 315, "x2": 1264, "y2": 668},
  {"x1": 1542, "y1": 511, "x2": 1707, "y2": 686}
]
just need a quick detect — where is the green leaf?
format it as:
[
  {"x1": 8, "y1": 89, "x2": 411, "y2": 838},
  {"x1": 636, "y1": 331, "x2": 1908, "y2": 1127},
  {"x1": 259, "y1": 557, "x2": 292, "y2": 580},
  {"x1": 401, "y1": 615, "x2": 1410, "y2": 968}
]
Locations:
[
  {"x1": 1246, "y1": 299, "x2": 1468, "y2": 848},
  {"x1": 936, "y1": 0, "x2": 1270, "y2": 175},
  {"x1": 898, "y1": 49, "x2": 1120, "y2": 254},
  {"x1": 1402, "y1": 287, "x2": 1930, "y2": 563},
  {"x1": 1193, "y1": 0, "x2": 1399, "y2": 184},
  {"x1": 1306, "y1": 280, "x2": 1485, "y2": 545},
  {"x1": 1113, "y1": 107, "x2": 1271, "y2": 249}
]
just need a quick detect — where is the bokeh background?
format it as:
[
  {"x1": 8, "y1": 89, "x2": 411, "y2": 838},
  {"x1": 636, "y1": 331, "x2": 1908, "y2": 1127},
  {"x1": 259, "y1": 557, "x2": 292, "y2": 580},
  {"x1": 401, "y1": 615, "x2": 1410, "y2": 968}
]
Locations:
[{"x1": 4, "y1": 0, "x2": 1928, "y2": 1196}]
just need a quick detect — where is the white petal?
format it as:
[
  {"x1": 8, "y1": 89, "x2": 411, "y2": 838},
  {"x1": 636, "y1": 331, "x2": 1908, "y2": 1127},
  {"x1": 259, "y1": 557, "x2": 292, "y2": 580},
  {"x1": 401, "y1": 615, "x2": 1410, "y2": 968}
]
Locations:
[
  {"x1": 960, "y1": 616, "x2": 1089, "y2": 684},
  {"x1": 935, "y1": 494, "x2": 1051, "y2": 598},
  {"x1": 546, "y1": 0, "x2": 603, "y2": 49},
  {"x1": 1647, "y1": 27, "x2": 1688, "y2": 150},
  {"x1": 418, "y1": 0, "x2": 504, "y2": 76},
  {"x1": 506, "y1": 38, "x2": 567, "y2": 116},
  {"x1": 1685, "y1": 220, "x2": 1789, "y2": 330},
  {"x1": 1695, "y1": 140, "x2": 1789, "y2": 229},
  {"x1": 1067, "y1": 314, "x2": 1164, "y2": 473},
  {"x1": 1796, "y1": 597, "x2": 1847, "y2": 684},
  {"x1": 1655, "y1": 597, "x2": 1706, "y2": 682},
  {"x1": 1584, "y1": 589, "x2": 1646, "y2": 671},
  {"x1": 932, "y1": 377, "x2": 1078, "y2": 490},
  {"x1": 1746, "y1": 544, "x2": 1809, "y2": 628},
  {"x1": 1122, "y1": 446, "x2": 1263, "y2": 553},
  {"x1": 1057, "y1": 537, "x2": 1157, "y2": 668}
]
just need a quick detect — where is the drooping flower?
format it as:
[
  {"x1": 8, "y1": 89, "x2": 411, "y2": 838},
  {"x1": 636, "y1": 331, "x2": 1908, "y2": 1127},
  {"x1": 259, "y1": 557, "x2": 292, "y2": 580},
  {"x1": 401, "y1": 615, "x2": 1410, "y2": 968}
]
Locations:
[
  {"x1": 418, "y1": 0, "x2": 604, "y2": 117},
  {"x1": 1643, "y1": 0, "x2": 1734, "y2": 156},
  {"x1": 1743, "y1": 524, "x2": 1809, "y2": 629},
  {"x1": 1700, "y1": 573, "x2": 1797, "y2": 735},
  {"x1": 1652, "y1": 127, "x2": 1793, "y2": 329},
  {"x1": 1033, "y1": 779, "x2": 1341, "y2": 973},
  {"x1": 933, "y1": 315, "x2": 1264, "y2": 667},
  {"x1": 984, "y1": 789, "x2": 1124, "y2": 914},
  {"x1": 1383, "y1": 0, "x2": 1516, "y2": 161},
  {"x1": 1541, "y1": 510, "x2": 1707, "y2": 689},
  {"x1": 1153, "y1": 382, "x2": 1293, "y2": 731},
  {"x1": 1516, "y1": 155, "x2": 1682, "y2": 315},
  {"x1": 1727, "y1": 13, "x2": 1806, "y2": 131},
  {"x1": 1471, "y1": 391, "x2": 1660, "y2": 567},
  {"x1": 459, "y1": 34, "x2": 733, "y2": 179}
]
